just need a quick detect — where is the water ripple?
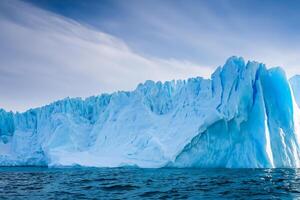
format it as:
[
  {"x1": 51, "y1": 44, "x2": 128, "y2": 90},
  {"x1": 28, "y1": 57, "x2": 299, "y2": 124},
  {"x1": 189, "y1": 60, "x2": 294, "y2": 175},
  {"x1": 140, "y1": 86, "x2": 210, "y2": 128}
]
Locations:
[{"x1": 0, "y1": 167, "x2": 300, "y2": 199}]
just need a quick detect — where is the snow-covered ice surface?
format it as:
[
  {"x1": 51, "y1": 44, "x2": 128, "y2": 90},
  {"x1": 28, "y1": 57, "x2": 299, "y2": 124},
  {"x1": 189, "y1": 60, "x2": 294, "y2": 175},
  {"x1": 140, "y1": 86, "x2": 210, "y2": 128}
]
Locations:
[{"x1": 1, "y1": 56, "x2": 300, "y2": 168}]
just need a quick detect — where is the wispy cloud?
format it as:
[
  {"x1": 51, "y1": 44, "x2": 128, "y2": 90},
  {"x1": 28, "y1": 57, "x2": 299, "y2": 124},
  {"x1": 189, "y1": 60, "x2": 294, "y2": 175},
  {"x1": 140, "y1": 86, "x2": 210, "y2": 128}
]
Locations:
[
  {"x1": 2, "y1": 0, "x2": 300, "y2": 112},
  {"x1": 106, "y1": 0, "x2": 300, "y2": 76},
  {"x1": 0, "y1": 0, "x2": 211, "y2": 112}
]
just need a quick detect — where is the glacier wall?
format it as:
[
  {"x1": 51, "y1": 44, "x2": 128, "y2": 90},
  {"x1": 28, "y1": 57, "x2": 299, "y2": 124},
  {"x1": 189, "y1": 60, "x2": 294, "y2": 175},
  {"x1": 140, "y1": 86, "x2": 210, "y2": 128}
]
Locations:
[{"x1": 1, "y1": 56, "x2": 300, "y2": 168}]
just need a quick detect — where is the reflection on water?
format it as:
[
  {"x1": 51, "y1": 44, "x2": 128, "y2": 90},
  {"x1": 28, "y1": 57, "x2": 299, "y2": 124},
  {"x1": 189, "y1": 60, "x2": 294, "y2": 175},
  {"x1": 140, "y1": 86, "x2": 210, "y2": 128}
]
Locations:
[{"x1": 0, "y1": 167, "x2": 300, "y2": 199}]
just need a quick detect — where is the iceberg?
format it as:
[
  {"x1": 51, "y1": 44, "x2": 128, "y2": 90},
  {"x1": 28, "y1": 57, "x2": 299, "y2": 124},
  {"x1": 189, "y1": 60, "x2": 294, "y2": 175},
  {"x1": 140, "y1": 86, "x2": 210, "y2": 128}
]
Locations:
[
  {"x1": 1, "y1": 56, "x2": 300, "y2": 168},
  {"x1": 290, "y1": 75, "x2": 300, "y2": 107}
]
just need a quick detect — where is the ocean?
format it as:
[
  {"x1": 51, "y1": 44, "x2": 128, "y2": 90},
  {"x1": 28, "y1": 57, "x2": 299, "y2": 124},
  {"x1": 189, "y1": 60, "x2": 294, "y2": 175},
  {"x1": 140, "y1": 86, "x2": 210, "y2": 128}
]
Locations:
[{"x1": 0, "y1": 167, "x2": 300, "y2": 199}]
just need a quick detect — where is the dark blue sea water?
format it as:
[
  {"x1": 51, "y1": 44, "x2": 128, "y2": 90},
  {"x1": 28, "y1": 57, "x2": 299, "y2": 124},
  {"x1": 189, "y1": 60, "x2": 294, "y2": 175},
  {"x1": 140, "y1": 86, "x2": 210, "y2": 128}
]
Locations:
[{"x1": 0, "y1": 167, "x2": 300, "y2": 199}]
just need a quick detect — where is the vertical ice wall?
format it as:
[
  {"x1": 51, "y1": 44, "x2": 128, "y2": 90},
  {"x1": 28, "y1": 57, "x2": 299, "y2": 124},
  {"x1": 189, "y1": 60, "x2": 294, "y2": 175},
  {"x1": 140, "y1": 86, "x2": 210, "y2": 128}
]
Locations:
[{"x1": 174, "y1": 59, "x2": 300, "y2": 168}]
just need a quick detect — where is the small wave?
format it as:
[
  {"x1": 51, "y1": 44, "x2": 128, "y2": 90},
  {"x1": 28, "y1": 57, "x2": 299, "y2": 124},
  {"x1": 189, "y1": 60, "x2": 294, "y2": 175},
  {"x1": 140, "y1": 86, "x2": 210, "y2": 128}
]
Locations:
[
  {"x1": 100, "y1": 184, "x2": 140, "y2": 191},
  {"x1": 139, "y1": 191, "x2": 167, "y2": 197}
]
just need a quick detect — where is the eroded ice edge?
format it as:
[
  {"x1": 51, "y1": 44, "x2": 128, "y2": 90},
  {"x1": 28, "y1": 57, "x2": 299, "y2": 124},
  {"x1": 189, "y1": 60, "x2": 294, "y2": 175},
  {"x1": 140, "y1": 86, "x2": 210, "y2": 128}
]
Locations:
[{"x1": 2, "y1": 56, "x2": 300, "y2": 168}]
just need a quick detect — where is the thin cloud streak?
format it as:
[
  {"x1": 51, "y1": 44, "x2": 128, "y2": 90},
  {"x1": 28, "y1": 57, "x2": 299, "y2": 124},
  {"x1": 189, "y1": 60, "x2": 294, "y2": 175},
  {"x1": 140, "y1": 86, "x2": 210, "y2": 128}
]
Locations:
[
  {"x1": 2, "y1": 0, "x2": 300, "y2": 112},
  {"x1": 0, "y1": 0, "x2": 211, "y2": 112},
  {"x1": 111, "y1": 0, "x2": 300, "y2": 77}
]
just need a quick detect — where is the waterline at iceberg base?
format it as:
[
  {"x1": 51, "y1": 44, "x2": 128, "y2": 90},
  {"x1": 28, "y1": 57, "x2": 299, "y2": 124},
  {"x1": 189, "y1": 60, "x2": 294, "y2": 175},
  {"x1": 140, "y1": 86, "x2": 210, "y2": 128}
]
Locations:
[{"x1": 1, "y1": 56, "x2": 300, "y2": 168}]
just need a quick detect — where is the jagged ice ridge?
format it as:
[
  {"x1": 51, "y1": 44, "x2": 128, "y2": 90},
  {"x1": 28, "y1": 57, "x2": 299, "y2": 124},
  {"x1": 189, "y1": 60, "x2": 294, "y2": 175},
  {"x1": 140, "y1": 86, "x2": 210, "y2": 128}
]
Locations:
[{"x1": 1, "y1": 56, "x2": 300, "y2": 168}]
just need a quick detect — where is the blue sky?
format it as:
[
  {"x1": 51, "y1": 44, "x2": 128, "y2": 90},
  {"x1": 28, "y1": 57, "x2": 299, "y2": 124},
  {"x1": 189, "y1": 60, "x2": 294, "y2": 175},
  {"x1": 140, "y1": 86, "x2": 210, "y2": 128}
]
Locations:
[
  {"x1": 24, "y1": 0, "x2": 300, "y2": 65},
  {"x1": 1, "y1": 0, "x2": 300, "y2": 111}
]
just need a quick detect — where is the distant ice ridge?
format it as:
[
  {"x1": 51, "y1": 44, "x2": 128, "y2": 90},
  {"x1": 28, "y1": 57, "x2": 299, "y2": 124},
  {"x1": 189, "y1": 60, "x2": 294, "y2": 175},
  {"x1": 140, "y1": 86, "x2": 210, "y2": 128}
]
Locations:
[{"x1": 1, "y1": 56, "x2": 300, "y2": 168}]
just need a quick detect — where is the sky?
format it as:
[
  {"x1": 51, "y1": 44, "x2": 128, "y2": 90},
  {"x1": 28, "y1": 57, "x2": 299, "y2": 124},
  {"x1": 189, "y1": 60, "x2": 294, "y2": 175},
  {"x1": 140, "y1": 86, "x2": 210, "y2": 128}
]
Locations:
[{"x1": 1, "y1": 0, "x2": 300, "y2": 112}]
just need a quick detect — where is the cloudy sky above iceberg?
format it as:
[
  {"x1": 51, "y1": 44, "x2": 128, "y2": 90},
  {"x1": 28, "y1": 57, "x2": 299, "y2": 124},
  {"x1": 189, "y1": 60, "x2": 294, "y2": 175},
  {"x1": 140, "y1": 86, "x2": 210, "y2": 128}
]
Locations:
[{"x1": 1, "y1": 0, "x2": 300, "y2": 111}]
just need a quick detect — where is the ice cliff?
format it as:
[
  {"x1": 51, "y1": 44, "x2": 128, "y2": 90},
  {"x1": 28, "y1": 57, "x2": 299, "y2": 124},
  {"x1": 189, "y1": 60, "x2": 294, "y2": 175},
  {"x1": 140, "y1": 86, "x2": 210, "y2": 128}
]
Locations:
[{"x1": 1, "y1": 56, "x2": 300, "y2": 168}]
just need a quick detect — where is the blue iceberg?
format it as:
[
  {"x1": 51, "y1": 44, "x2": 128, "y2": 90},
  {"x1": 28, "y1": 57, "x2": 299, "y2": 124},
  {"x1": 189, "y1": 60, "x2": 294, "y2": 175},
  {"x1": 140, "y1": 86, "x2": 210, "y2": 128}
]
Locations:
[{"x1": 1, "y1": 56, "x2": 300, "y2": 168}]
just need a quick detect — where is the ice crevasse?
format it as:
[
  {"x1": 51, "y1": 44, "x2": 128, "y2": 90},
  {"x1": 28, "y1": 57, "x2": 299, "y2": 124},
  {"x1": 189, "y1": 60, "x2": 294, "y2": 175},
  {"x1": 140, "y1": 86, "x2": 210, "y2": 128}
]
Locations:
[{"x1": 1, "y1": 56, "x2": 300, "y2": 168}]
